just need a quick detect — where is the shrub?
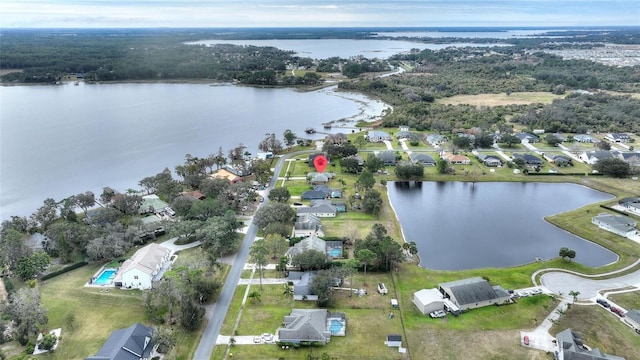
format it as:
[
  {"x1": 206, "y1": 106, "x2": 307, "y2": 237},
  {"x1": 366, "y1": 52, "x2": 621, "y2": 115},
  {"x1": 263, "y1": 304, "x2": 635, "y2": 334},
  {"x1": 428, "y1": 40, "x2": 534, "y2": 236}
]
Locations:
[{"x1": 40, "y1": 262, "x2": 88, "y2": 281}]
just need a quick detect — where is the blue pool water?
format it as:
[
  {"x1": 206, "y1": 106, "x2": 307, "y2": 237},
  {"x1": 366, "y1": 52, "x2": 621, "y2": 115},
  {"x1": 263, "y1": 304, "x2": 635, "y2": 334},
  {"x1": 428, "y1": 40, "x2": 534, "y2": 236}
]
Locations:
[
  {"x1": 329, "y1": 319, "x2": 344, "y2": 335},
  {"x1": 94, "y1": 269, "x2": 116, "y2": 285},
  {"x1": 328, "y1": 248, "x2": 341, "y2": 257}
]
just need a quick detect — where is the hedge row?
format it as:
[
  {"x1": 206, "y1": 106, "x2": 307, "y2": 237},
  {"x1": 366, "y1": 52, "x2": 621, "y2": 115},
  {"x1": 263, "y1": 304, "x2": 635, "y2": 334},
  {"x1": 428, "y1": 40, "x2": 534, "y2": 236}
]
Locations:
[{"x1": 40, "y1": 261, "x2": 88, "y2": 281}]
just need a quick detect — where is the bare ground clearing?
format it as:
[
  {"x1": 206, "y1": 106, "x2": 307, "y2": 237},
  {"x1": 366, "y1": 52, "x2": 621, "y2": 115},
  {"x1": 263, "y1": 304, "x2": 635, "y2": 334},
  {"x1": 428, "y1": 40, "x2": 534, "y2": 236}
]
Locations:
[{"x1": 436, "y1": 92, "x2": 564, "y2": 106}]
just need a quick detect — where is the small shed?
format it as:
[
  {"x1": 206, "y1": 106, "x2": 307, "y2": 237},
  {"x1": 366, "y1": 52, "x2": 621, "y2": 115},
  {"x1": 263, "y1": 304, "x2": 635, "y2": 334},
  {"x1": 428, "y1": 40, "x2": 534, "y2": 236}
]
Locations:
[
  {"x1": 391, "y1": 299, "x2": 398, "y2": 309},
  {"x1": 413, "y1": 288, "x2": 445, "y2": 315},
  {"x1": 385, "y1": 334, "x2": 402, "y2": 347}
]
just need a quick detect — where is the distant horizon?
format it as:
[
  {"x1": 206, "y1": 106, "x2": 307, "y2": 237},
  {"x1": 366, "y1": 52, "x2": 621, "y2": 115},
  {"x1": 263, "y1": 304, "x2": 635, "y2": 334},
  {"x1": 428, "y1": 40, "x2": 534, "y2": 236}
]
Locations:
[
  {"x1": 2, "y1": 25, "x2": 639, "y2": 30},
  {"x1": 2, "y1": 0, "x2": 638, "y2": 28}
]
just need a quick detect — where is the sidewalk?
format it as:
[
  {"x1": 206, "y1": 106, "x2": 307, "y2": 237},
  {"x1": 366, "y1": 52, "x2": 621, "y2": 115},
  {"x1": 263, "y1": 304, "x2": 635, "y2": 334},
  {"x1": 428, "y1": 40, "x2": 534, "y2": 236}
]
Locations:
[{"x1": 520, "y1": 301, "x2": 568, "y2": 353}]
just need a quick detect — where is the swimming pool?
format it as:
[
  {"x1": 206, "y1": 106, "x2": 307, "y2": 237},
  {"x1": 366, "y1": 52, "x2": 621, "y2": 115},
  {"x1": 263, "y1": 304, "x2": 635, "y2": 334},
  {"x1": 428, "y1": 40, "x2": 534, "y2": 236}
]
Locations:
[
  {"x1": 328, "y1": 248, "x2": 341, "y2": 257},
  {"x1": 94, "y1": 269, "x2": 116, "y2": 285},
  {"x1": 328, "y1": 319, "x2": 345, "y2": 335}
]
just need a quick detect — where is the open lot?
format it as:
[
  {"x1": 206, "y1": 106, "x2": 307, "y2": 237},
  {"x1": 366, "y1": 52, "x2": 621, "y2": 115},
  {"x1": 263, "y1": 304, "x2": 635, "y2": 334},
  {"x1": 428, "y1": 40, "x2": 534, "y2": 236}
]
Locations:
[{"x1": 436, "y1": 92, "x2": 565, "y2": 106}]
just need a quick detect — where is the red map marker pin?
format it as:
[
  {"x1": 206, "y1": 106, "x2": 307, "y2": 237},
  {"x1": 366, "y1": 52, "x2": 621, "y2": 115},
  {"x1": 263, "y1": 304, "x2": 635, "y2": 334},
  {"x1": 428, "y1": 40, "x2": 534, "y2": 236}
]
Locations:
[{"x1": 313, "y1": 155, "x2": 328, "y2": 173}]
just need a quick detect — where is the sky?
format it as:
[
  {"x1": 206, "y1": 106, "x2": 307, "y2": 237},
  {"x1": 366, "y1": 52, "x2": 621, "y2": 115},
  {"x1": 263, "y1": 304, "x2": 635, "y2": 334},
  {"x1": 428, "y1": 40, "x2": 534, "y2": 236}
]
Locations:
[{"x1": 0, "y1": 0, "x2": 638, "y2": 28}]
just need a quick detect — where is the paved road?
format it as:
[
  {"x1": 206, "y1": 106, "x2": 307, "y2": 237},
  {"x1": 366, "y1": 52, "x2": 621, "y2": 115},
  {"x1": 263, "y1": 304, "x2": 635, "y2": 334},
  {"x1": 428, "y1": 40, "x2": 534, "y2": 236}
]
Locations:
[
  {"x1": 540, "y1": 269, "x2": 640, "y2": 300},
  {"x1": 192, "y1": 149, "x2": 313, "y2": 360}
]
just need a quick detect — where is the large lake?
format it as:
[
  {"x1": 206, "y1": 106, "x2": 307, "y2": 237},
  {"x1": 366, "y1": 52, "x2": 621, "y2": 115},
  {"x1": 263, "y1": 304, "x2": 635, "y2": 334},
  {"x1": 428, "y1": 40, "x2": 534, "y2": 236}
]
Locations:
[
  {"x1": 387, "y1": 181, "x2": 617, "y2": 270},
  {"x1": 0, "y1": 83, "x2": 387, "y2": 219}
]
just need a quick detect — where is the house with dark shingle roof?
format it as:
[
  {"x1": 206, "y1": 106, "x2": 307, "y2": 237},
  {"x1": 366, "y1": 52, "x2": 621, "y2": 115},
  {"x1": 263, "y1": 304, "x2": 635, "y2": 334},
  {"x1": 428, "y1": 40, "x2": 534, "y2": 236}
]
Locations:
[
  {"x1": 477, "y1": 154, "x2": 503, "y2": 167},
  {"x1": 438, "y1": 277, "x2": 511, "y2": 311},
  {"x1": 512, "y1": 153, "x2": 543, "y2": 166},
  {"x1": 301, "y1": 190, "x2": 327, "y2": 200},
  {"x1": 515, "y1": 132, "x2": 539, "y2": 143},
  {"x1": 85, "y1": 323, "x2": 156, "y2": 360},
  {"x1": 293, "y1": 213, "x2": 323, "y2": 238},
  {"x1": 582, "y1": 150, "x2": 615, "y2": 165},
  {"x1": 375, "y1": 151, "x2": 398, "y2": 166},
  {"x1": 409, "y1": 153, "x2": 436, "y2": 166},
  {"x1": 296, "y1": 202, "x2": 337, "y2": 218},
  {"x1": 555, "y1": 328, "x2": 625, "y2": 360},
  {"x1": 605, "y1": 133, "x2": 631, "y2": 143},
  {"x1": 552, "y1": 155, "x2": 573, "y2": 167}
]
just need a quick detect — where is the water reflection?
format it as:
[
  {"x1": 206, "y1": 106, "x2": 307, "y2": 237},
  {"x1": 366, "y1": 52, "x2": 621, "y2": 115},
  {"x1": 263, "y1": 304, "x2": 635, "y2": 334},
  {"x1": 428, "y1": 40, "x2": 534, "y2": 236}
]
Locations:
[{"x1": 388, "y1": 181, "x2": 617, "y2": 270}]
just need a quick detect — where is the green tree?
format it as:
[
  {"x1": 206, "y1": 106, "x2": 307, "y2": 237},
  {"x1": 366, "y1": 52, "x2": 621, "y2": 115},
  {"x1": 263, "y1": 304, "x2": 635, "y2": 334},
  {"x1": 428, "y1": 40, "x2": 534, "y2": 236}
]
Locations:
[
  {"x1": 248, "y1": 290, "x2": 262, "y2": 304},
  {"x1": 356, "y1": 249, "x2": 377, "y2": 286},
  {"x1": 568, "y1": 290, "x2": 580, "y2": 303},
  {"x1": 250, "y1": 240, "x2": 269, "y2": 291},
  {"x1": 253, "y1": 203, "x2": 295, "y2": 229},
  {"x1": 291, "y1": 250, "x2": 326, "y2": 271},
  {"x1": 545, "y1": 134, "x2": 562, "y2": 147},
  {"x1": 355, "y1": 170, "x2": 376, "y2": 191},
  {"x1": 283, "y1": 284, "x2": 294, "y2": 304},
  {"x1": 362, "y1": 189, "x2": 383, "y2": 215},
  {"x1": 179, "y1": 296, "x2": 205, "y2": 331},
  {"x1": 264, "y1": 233, "x2": 288, "y2": 260},
  {"x1": 283, "y1": 129, "x2": 297, "y2": 147},
  {"x1": 37, "y1": 332, "x2": 57, "y2": 351},
  {"x1": 6, "y1": 288, "x2": 48, "y2": 345},
  {"x1": 268, "y1": 187, "x2": 291, "y2": 203},
  {"x1": 152, "y1": 326, "x2": 176, "y2": 354},
  {"x1": 309, "y1": 268, "x2": 338, "y2": 307},
  {"x1": 593, "y1": 158, "x2": 631, "y2": 178},
  {"x1": 16, "y1": 250, "x2": 50, "y2": 280},
  {"x1": 342, "y1": 258, "x2": 360, "y2": 297},
  {"x1": 365, "y1": 154, "x2": 384, "y2": 173},
  {"x1": 340, "y1": 157, "x2": 361, "y2": 174},
  {"x1": 500, "y1": 134, "x2": 521, "y2": 147},
  {"x1": 437, "y1": 158, "x2": 448, "y2": 174}
]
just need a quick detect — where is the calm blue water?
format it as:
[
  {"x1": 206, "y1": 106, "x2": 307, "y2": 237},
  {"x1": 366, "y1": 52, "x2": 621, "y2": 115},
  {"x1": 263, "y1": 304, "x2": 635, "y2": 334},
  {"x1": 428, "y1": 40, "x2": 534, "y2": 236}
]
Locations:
[
  {"x1": 329, "y1": 319, "x2": 344, "y2": 335},
  {"x1": 94, "y1": 269, "x2": 116, "y2": 285},
  {"x1": 187, "y1": 39, "x2": 509, "y2": 59},
  {"x1": 388, "y1": 182, "x2": 617, "y2": 270},
  {"x1": 0, "y1": 83, "x2": 387, "y2": 219}
]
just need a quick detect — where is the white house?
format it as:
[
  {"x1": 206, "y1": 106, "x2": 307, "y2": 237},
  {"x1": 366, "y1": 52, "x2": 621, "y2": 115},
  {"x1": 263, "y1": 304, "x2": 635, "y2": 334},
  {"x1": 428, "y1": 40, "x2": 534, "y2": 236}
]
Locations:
[
  {"x1": 413, "y1": 288, "x2": 445, "y2": 315},
  {"x1": 114, "y1": 243, "x2": 172, "y2": 290},
  {"x1": 438, "y1": 277, "x2": 511, "y2": 311},
  {"x1": 366, "y1": 131, "x2": 392, "y2": 143},
  {"x1": 592, "y1": 213, "x2": 638, "y2": 239}
]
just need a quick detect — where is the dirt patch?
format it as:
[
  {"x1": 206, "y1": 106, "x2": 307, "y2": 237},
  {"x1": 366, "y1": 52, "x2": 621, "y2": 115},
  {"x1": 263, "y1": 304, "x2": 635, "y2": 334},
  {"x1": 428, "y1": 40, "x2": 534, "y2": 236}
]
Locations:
[
  {"x1": 0, "y1": 278, "x2": 7, "y2": 303},
  {"x1": 436, "y1": 92, "x2": 563, "y2": 107}
]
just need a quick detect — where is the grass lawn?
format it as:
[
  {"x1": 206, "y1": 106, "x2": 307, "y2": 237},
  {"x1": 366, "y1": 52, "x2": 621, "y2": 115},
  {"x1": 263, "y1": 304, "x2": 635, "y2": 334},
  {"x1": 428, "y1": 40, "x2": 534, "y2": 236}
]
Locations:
[
  {"x1": 550, "y1": 304, "x2": 640, "y2": 359},
  {"x1": 607, "y1": 291, "x2": 640, "y2": 310}
]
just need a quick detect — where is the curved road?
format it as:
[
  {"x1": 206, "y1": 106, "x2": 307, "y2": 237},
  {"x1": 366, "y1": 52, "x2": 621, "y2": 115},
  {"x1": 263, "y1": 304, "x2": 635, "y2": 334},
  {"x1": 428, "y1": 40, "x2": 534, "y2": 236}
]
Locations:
[{"x1": 193, "y1": 150, "x2": 313, "y2": 360}]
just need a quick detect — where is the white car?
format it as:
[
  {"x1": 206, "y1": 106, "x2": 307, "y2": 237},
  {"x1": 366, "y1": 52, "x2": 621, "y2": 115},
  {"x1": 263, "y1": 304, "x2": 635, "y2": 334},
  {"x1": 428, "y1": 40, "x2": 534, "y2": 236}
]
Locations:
[
  {"x1": 262, "y1": 333, "x2": 274, "y2": 343},
  {"x1": 429, "y1": 310, "x2": 447, "y2": 318},
  {"x1": 377, "y1": 282, "x2": 388, "y2": 295},
  {"x1": 253, "y1": 337, "x2": 262, "y2": 343},
  {"x1": 531, "y1": 288, "x2": 542, "y2": 295}
]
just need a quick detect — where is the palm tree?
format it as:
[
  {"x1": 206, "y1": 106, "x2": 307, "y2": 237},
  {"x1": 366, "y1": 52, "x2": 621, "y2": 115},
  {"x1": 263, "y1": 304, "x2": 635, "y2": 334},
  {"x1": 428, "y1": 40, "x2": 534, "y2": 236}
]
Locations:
[
  {"x1": 283, "y1": 284, "x2": 294, "y2": 304},
  {"x1": 248, "y1": 291, "x2": 262, "y2": 304}
]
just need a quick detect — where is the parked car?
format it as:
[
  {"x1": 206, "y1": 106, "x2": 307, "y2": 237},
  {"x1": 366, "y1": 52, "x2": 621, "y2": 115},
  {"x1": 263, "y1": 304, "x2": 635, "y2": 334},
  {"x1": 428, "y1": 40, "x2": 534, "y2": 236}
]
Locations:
[
  {"x1": 531, "y1": 288, "x2": 542, "y2": 295},
  {"x1": 596, "y1": 298, "x2": 610, "y2": 308},
  {"x1": 377, "y1": 282, "x2": 388, "y2": 295},
  {"x1": 262, "y1": 333, "x2": 274, "y2": 343},
  {"x1": 610, "y1": 307, "x2": 626, "y2": 317},
  {"x1": 429, "y1": 310, "x2": 447, "y2": 318},
  {"x1": 253, "y1": 337, "x2": 262, "y2": 343}
]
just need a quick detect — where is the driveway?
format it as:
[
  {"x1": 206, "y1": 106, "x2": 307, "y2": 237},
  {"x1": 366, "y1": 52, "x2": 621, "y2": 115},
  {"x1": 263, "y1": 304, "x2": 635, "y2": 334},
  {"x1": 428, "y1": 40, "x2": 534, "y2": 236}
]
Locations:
[{"x1": 540, "y1": 269, "x2": 640, "y2": 300}]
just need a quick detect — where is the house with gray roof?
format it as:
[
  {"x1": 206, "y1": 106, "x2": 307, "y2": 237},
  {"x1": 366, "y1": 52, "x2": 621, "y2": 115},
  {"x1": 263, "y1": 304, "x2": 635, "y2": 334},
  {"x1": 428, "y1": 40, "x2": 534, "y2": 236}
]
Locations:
[
  {"x1": 113, "y1": 243, "x2": 172, "y2": 290},
  {"x1": 438, "y1": 277, "x2": 511, "y2": 311},
  {"x1": 375, "y1": 151, "x2": 398, "y2": 166},
  {"x1": 409, "y1": 153, "x2": 436, "y2": 166},
  {"x1": 592, "y1": 213, "x2": 638, "y2": 239},
  {"x1": 296, "y1": 203, "x2": 337, "y2": 218},
  {"x1": 85, "y1": 323, "x2": 156, "y2": 360},
  {"x1": 574, "y1": 134, "x2": 596, "y2": 143},
  {"x1": 301, "y1": 190, "x2": 327, "y2": 200},
  {"x1": 555, "y1": 328, "x2": 625, "y2": 360},
  {"x1": 366, "y1": 130, "x2": 392, "y2": 142},
  {"x1": 426, "y1": 134, "x2": 446, "y2": 146},
  {"x1": 287, "y1": 271, "x2": 318, "y2": 300},
  {"x1": 623, "y1": 309, "x2": 640, "y2": 332},
  {"x1": 605, "y1": 133, "x2": 631, "y2": 143},
  {"x1": 277, "y1": 309, "x2": 346, "y2": 345},
  {"x1": 516, "y1": 132, "x2": 539, "y2": 143},
  {"x1": 285, "y1": 235, "x2": 327, "y2": 260},
  {"x1": 293, "y1": 213, "x2": 323, "y2": 238},
  {"x1": 512, "y1": 153, "x2": 543, "y2": 166},
  {"x1": 582, "y1": 150, "x2": 615, "y2": 165},
  {"x1": 618, "y1": 152, "x2": 640, "y2": 167},
  {"x1": 552, "y1": 155, "x2": 573, "y2": 167},
  {"x1": 477, "y1": 154, "x2": 503, "y2": 167}
]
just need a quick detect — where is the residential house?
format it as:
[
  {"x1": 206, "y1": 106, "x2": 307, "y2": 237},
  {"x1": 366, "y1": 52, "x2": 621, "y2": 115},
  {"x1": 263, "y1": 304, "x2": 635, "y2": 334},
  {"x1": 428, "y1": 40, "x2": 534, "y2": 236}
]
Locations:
[
  {"x1": 301, "y1": 190, "x2": 327, "y2": 200},
  {"x1": 285, "y1": 235, "x2": 327, "y2": 261},
  {"x1": 331, "y1": 201, "x2": 347, "y2": 213},
  {"x1": 551, "y1": 155, "x2": 573, "y2": 166},
  {"x1": 516, "y1": 132, "x2": 539, "y2": 143},
  {"x1": 366, "y1": 130, "x2": 392, "y2": 142},
  {"x1": 85, "y1": 323, "x2": 156, "y2": 360},
  {"x1": 343, "y1": 154, "x2": 364, "y2": 166},
  {"x1": 312, "y1": 185, "x2": 333, "y2": 197},
  {"x1": 623, "y1": 309, "x2": 640, "y2": 332},
  {"x1": 409, "y1": 153, "x2": 436, "y2": 166},
  {"x1": 582, "y1": 150, "x2": 615, "y2": 165},
  {"x1": 512, "y1": 153, "x2": 543, "y2": 166},
  {"x1": 296, "y1": 202, "x2": 337, "y2": 218},
  {"x1": 550, "y1": 133, "x2": 567, "y2": 142},
  {"x1": 277, "y1": 309, "x2": 346, "y2": 345},
  {"x1": 426, "y1": 134, "x2": 446, "y2": 146},
  {"x1": 555, "y1": 328, "x2": 625, "y2": 360},
  {"x1": 413, "y1": 288, "x2": 445, "y2": 315},
  {"x1": 325, "y1": 133, "x2": 348, "y2": 145},
  {"x1": 618, "y1": 152, "x2": 640, "y2": 167},
  {"x1": 438, "y1": 277, "x2": 511, "y2": 311},
  {"x1": 398, "y1": 125, "x2": 410, "y2": 132},
  {"x1": 619, "y1": 197, "x2": 640, "y2": 215},
  {"x1": 441, "y1": 152, "x2": 471, "y2": 165},
  {"x1": 375, "y1": 151, "x2": 398, "y2": 166},
  {"x1": 287, "y1": 271, "x2": 318, "y2": 300},
  {"x1": 293, "y1": 213, "x2": 323, "y2": 238},
  {"x1": 307, "y1": 172, "x2": 336, "y2": 185},
  {"x1": 209, "y1": 168, "x2": 243, "y2": 184},
  {"x1": 605, "y1": 133, "x2": 632, "y2": 143},
  {"x1": 138, "y1": 194, "x2": 171, "y2": 216},
  {"x1": 591, "y1": 213, "x2": 638, "y2": 239},
  {"x1": 477, "y1": 154, "x2": 503, "y2": 167},
  {"x1": 308, "y1": 153, "x2": 330, "y2": 167},
  {"x1": 180, "y1": 190, "x2": 206, "y2": 200},
  {"x1": 114, "y1": 243, "x2": 172, "y2": 290},
  {"x1": 574, "y1": 134, "x2": 596, "y2": 143}
]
